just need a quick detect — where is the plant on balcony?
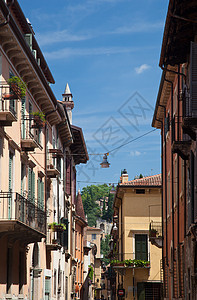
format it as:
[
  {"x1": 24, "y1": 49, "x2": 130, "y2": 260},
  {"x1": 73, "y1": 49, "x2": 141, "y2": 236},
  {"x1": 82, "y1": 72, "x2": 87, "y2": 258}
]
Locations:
[
  {"x1": 7, "y1": 76, "x2": 27, "y2": 99},
  {"x1": 149, "y1": 228, "x2": 158, "y2": 237},
  {"x1": 110, "y1": 259, "x2": 125, "y2": 267},
  {"x1": 31, "y1": 111, "x2": 46, "y2": 128},
  {"x1": 48, "y1": 222, "x2": 65, "y2": 231},
  {"x1": 124, "y1": 259, "x2": 134, "y2": 267},
  {"x1": 133, "y1": 259, "x2": 150, "y2": 267}
]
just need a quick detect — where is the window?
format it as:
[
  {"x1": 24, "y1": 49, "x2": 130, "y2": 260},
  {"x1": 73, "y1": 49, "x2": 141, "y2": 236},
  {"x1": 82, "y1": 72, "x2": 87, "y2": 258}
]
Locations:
[
  {"x1": 136, "y1": 189, "x2": 145, "y2": 194},
  {"x1": 92, "y1": 234, "x2": 96, "y2": 240},
  {"x1": 37, "y1": 177, "x2": 44, "y2": 210},
  {"x1": 135, "y1": 234, "x2": 148, "y2": 260},
  {"x1": 28, "y1": 167, "x2": 35, "y2": 203}
]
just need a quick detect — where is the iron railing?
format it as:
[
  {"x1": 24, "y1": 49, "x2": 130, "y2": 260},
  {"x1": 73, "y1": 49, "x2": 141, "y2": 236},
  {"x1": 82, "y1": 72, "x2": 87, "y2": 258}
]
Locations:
[
  {"x1": 111, "y1": 252, "x2": 150, "y2": 262},
  {"x1": 0, "y1": 82, "x2": 17, "y2": 117},
  {"x1": 0, "y1": 191, "x2": 46, "y2": 234},
  {"x1": 21, "y1": 115, "x2": 41, "y2": 145},
  {"x1": 149, "y1": 221, "x2": 162, "y2": 237}
]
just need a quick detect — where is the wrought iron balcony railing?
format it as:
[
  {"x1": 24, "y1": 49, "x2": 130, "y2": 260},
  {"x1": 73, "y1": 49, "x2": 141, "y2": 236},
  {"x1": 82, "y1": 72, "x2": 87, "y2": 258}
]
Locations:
[
  {"x1": 0, "y1": 82, "x2": 18, "y2": 125},
  {"x1": 149, "y1": 221, "x2": 162, "y2": 238},
  {"x1": 21, "y1": 116, "x2": 42, "y2": 150},
  {"x1": 0, "y1": 191, "x2": 46, "y2": 234}
]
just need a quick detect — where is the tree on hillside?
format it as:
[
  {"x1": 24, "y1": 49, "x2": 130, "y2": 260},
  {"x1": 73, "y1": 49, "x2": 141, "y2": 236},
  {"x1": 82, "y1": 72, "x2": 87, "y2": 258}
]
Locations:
[
  {"x1": 81, "y1": 184, "x2": 114, "y2": 226},
  {"x1": 101, "y1": 234, "x2": 111, "y2": 265}
]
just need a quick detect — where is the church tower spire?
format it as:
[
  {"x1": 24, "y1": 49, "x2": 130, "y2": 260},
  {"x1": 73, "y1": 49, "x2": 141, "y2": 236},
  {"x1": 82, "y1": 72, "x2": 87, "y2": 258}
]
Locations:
[{"x1": 62, "y1": 83, "x2": 74, "y2": 124}]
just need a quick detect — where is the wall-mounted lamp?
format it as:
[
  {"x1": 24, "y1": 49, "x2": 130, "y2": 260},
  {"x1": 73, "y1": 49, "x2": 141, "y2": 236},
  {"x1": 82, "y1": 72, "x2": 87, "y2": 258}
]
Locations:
[{"x1": 113, "y1": 223, "x2": 118, "y2": 231}]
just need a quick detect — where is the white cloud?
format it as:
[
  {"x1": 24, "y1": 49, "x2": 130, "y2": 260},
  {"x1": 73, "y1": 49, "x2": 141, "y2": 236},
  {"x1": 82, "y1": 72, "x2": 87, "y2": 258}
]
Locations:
[
  {"x1": 135, "y1": 64, "x2": 151, "y2": 74},
  {"x1": 45, "y1": 46, "x2": 142, "y2": 59},
  {"x1": 130, "y1": 150, "x2": 142, "y2": 157},
  {"x1": 38, "y1": 29, "x2": 91, "y2": 46}
]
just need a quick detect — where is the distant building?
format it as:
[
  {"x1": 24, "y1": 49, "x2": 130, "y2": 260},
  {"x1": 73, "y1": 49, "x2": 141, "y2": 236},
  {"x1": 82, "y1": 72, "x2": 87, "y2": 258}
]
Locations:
[{"x1": 110, "y1": 170, "x2": 162, "y2": 299}]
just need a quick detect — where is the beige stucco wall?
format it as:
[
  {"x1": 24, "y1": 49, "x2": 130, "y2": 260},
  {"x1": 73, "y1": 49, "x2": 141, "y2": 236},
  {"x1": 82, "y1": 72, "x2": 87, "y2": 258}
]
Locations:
[{"x1": 115, "y1": 187, "x2": 162, "y2": 299}]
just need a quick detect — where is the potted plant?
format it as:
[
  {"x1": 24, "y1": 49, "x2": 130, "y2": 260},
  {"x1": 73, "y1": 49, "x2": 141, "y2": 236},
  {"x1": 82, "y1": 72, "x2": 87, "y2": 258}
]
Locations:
[
  {"x1": 31, "y1": 111, "x2": 46, "y2": 128},
  {"x1": 124, "y1": 259, "x2": 134, "y2": 267},
  {"x1": 149, "y1": 228, "x2": 158, "y2": 237},
  {"x1": 7, "y1": 76, "x2": 27, "y2": 99},
  {"x1": 145, "y1": 261, "x2": 150, "y2": 267},
  {"x1": 48, "y1": 222, "x2": 64, "y2": 231},
  {"x1": 111, "y1": 259, "x2": 125, "y2": 267}
]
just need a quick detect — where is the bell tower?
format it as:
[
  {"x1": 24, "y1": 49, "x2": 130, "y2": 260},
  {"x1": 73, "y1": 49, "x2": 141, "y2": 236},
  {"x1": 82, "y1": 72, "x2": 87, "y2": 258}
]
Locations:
[{"x1": 62, "y1": 83, "x2": 74, "y2": 124}]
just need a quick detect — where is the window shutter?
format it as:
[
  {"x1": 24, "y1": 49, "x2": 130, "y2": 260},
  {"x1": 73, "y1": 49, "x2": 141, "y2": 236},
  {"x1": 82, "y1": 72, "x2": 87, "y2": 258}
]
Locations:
[
  {"x1": 41, "y1": 181, "x2": 44, "y2": 210},
  {"x1": 62, "y1": 219, "x2": 68, "y2": 249},
  {"x1": 135, "y1": 234, "x2": 148, "y2": 260},
  {"x1": 32, "y1": 171, "x2": 35, "y2": 204},
  {"x1": 9, "y1": 152, "x2": 13, "y2": 192},
  {"x1": 24, "y1": 34, "x2": 33, "y2": 50},
  {"x1": 74, "y1": 170, "x2": 76, "y2": 204},
  {"x1": 66, "y1": 157, "x2": 71, "y2": 195},
  {"x1": 28, "y1": 167, "x2": 31, "y2": 201},
  {"x1": 37, "y1": 178, "x2": 41, "y2": 207},
  {"x1": 190, "y1": 41, "x2": 197, "y2": 116},
  {"x1": 21, "y1": 98, "x2": 26, "y2": 139},
  {"x1": 164, "y1": 113, "x2": 170, "y2": 136}
]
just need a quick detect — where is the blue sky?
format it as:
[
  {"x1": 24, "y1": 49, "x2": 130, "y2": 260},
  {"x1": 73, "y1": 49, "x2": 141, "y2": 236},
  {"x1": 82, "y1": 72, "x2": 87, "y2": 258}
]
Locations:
[{"x1": 18, "y1": 0, "x2": 168, "y2": 188}]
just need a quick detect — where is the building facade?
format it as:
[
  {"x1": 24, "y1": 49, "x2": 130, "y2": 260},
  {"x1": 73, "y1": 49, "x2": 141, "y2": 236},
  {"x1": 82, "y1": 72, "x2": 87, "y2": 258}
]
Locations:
[
  {"x1": 0, "y1": 1, "x2": 89, "y2": 300},
  {"x1": 152, "y1": 0, "x2": 197, "y2": 298},
  {"x1": 110, "y1": 171, "x2": 162, "y2": 299}
]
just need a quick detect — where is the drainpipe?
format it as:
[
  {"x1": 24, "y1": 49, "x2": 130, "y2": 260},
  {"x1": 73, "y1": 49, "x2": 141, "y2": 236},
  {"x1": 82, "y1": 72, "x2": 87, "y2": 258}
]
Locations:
[
  {"x1": 155, "y1": 115, "x2": 164, "y2": 284},
  {"x1": 158, "y1": 104, "x2": 168, "y2": 268},
  {"x1": 177, "y1": 65, "x2": 181, "y2": 296},
  {"x1": 164, "y1": 72, "x2": 175, "y2": 297}
]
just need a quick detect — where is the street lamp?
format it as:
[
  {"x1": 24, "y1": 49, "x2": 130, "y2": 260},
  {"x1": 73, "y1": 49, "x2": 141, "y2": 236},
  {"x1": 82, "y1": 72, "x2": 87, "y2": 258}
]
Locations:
[{"x1": 100, "y1": 153, "x2": 110, "y2": 168}]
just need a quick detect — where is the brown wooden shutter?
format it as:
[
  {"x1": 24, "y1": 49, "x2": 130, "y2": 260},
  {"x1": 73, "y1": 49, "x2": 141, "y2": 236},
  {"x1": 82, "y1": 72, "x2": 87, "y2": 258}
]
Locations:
[
  {"x1": 66, "y1": 157, "x2": 71, "y2": 195},
  {"x1": 190, "y1": 42, "x2": 197, "y2": 116}
]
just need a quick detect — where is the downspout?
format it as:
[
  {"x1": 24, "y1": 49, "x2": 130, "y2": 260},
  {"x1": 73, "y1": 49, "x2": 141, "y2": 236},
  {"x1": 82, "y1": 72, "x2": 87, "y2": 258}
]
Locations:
[
  {"x1": 159, "y1": 104, "x2": 168, "y2": 267},
  {"x1": 177, "y1": 65, "x2": 181, "y2": 296},
  {"x1": 155, "y1": 115, "x2": 164, "y2": 287},
  {"x1": 164, "y1": 72, "x2": 175, "y2": 298}
]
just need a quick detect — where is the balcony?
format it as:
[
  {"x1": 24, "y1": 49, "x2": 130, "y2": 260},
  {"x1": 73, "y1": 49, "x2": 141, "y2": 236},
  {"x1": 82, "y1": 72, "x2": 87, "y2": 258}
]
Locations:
[
  {"x1": 172, "y1": 141, "x2": 191, "y2": 160},
  {"x1": 46, "y1": 220, "x2": 68, "y2": 251},
  {"x1": 0, "y1": 192, "x2": 46, "y2": 243},
  {"x1": 21, "y1": 116, "x2": 41, "y2": 151},
  {"x1": 182, "y1": 91, "x2": 197, "y2": 140},
  {"x1": 0, "y1": 82, "x2": 18, "y2": 126},
  {"x1": 110, "y1": 253, "x2": 150, "y2": 275},
  {"x1": 149, "y1": 221, "x2": 162, "y2": 248},
  {"x1": 46, "y1": 227, "x2": 61, "y2": 251},
  {"x1": 46, "y1": 150, "x2": 61, "y2": 178}
]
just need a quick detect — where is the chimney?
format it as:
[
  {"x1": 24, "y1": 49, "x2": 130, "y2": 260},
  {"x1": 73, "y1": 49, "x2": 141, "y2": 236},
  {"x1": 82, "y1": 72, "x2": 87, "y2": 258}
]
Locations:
[
  {"x1": 121, "y1": 169, "x2": 128, "y2": 183},
  {"x1": 62, "y1": 83, "x2": 74, "y2": 124}
]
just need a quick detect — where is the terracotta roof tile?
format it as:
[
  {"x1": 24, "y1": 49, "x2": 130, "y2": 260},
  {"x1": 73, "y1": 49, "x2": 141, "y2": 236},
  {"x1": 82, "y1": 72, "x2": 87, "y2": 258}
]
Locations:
[{"x1": 119, "y1": 174, "x2": 161, "y2": 187}]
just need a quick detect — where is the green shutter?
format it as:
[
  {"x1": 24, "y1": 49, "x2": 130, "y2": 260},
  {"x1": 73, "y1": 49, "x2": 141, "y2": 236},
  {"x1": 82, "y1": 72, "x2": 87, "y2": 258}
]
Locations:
[
  {"x1": 21, "y1": 98, "x2": 26, "y2": 139},
  {"x1": 32, "y1": 171, "x2": 35, "y2": 204},
  {"x1": 24, "y1": 34, "x2": 33, "y2": 50},
  {"x1": 28, "y1": 167, "x2": 31, "y2": 201},
  {"x1": 37, "y1": 178, "x2": 41, "y2": 207},
  {"x1": 135, "y1": 234, "x2": 148, "y2": 260},
  {"x1": 41, "y1": 181, "x2": 44, "y2": 210}
]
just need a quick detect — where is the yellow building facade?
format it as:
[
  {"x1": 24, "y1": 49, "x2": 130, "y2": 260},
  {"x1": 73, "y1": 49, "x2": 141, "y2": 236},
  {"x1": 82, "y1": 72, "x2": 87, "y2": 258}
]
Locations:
[{"x1": 111, "y1": 171, "x2": 162, "y2": 300}]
